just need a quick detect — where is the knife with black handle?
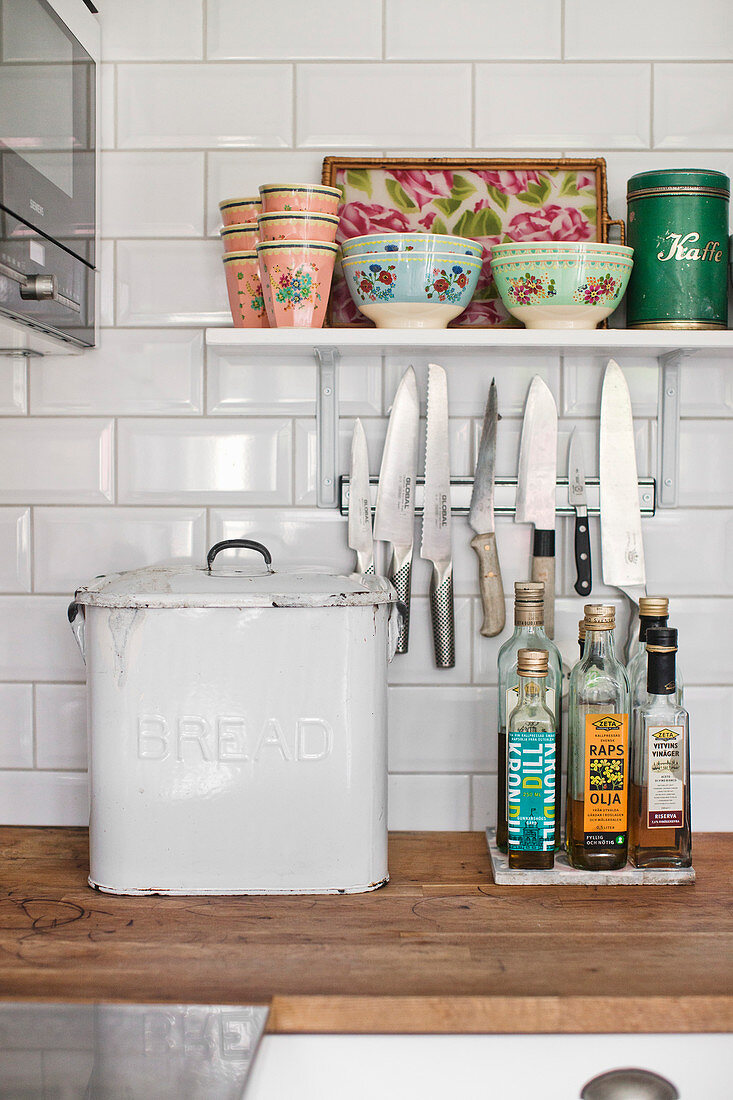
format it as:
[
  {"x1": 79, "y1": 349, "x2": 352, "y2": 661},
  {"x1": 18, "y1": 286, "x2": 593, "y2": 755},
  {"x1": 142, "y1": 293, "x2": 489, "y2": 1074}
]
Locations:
[{"x1": 568, "y1": 428, "x2": 592, "y2": 596}]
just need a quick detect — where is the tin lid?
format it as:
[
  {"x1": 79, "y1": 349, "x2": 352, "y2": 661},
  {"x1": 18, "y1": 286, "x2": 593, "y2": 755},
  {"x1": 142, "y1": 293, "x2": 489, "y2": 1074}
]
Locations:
[
  {"x1": 72, "y1": 540, "x2": 397, "y2": 610},
  {"x1": 517, "y1": 648, "x2": 549, "y2": 676},
  {"x1": 584, "y1": 603, "x2": 616, "y2": 630},
  {"x1": 627, "y1": 168, "x2": 730, "y2": 196},
  {"x1": 639, "y1": 596, "x2": 669, "y2": 617}
]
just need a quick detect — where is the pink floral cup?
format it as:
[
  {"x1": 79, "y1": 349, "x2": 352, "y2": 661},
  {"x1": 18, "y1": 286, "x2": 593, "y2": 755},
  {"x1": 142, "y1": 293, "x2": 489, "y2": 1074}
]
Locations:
[
  {"x1": 222, "y1": 251, "x2": 269, "y2": 328},
  {"x1": 220, "y1": 222, "x2": 259, "y2": 252},
  {"x1": 258, "y1": 210, "x2": 339, "y2": 243},
  {"x1": 219, "y1": 196, "x2": 262, "y2": 227},
  {"x1": 256, "y1": 240, "x2": 338, "y2": 328},
  {"x1": 259, "y1": 184, "x2": 341, "y2": 216}
]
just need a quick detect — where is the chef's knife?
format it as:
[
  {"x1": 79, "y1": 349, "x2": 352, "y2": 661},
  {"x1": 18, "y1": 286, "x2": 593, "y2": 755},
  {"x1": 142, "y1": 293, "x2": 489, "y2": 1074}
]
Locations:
[
  {"x1": 469, "y1": 378, "x2": 505, "y2": 637},
  {"x1": 374, "y1": 365, "x2": 419, "y2": 654},
  {"x1": 515, "y1": 376, "x2": 558, "y2": 638},
  {"x1": 421, "y1": 363, "x2": 455, "y2": 668},
  {"x1": 600, "y1": 359, "x2": 647, "y2": 650},
  {"x1": 348, "y1": 419, "x2": 374, "y2": 576},
  {"x1": 568, "y1": 427, "x2": 592, "y2": 597}
]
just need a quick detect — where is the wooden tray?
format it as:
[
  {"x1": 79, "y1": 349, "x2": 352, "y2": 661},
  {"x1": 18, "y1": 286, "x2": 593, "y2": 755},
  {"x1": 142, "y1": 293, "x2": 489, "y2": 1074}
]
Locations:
[{"x1": 486, "y1": 828, "x2": 695, "y2": 885}]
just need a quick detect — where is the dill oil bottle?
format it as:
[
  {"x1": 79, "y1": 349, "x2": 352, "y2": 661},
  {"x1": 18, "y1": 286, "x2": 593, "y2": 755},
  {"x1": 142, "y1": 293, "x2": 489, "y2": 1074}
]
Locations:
[{"x1": 507, "y1": 648, "x2": 556, "y2": 870}]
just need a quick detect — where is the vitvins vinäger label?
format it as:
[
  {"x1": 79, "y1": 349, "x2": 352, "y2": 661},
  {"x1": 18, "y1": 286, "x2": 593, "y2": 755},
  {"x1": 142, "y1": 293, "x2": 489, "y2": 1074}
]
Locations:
[
  {"x1": 507, "y1": 725, "x2": 556, "y2": 852},
  {"x1": 648, "y1": 725, "x2": 685, "y2": 829},
  {"x1": 583, "y1": 714, "x2": 628, "y2": 849}
]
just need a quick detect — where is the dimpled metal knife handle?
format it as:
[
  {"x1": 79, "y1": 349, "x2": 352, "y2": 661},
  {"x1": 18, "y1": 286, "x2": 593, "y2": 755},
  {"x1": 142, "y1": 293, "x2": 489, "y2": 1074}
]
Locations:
[
  {"x1": 388, "y1": 547, "x2": 413, "y2": 654},
  {"x1": 429, "y1": 564, "x2": 455, "y2": 669},
  {"x1": 581, "y1": 1068, "x2": 679, "y2": 1100}
]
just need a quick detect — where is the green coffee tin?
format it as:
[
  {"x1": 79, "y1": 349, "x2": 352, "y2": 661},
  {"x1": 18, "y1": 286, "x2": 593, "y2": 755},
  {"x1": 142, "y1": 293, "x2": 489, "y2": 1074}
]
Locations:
[{"x1": 626, "y1": 169, "x2": 729, "y2": 329}]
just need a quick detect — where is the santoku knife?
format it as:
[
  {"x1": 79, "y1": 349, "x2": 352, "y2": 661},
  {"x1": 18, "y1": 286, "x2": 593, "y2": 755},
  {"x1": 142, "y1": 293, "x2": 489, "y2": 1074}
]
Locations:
[
  {"x1": 374, "y1": 365, "x2": 419, "y2": 654},
  {"x1": 348, "y1": 418, "x2": 374, "y2": 576},
  {"x1": 515, "y1": 375, "x2": 558, "y2": 638},
  {"x1": 600, "y1": 359, "x2": 647, "y2": 652},
  {"x1": 469, "y1": 378, "x2": 505, "y2": 637},
  {"x1": 568, "y1": 427, "x2": 592, "y2": 597},
  {"x1": 421, "y1": 363, "x2": 455, "y2": 668}
]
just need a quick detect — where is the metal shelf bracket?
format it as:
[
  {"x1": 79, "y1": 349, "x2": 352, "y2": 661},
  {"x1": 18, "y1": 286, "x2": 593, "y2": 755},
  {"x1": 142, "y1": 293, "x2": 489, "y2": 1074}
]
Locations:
[
  {"x1": 657, "y1": 349, "x2": 689, "y2": 509},
  {"x1": 315, "y1": 346, "x2": 340, "y2": 508}
]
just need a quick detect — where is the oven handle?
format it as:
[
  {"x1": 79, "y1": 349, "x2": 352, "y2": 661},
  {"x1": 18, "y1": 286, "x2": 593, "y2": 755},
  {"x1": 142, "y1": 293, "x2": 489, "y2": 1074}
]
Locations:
[{"x1": 0, "y1": 261, "x2": 81, "y2": 314}]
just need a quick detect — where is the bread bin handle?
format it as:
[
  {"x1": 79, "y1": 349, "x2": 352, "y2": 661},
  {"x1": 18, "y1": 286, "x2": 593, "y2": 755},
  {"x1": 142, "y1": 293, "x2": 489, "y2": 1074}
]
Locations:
[
  {"x1": 67, "y1": 601, "x2": 86, "y2": 664},
  {"x1": 206, "y1": 540, "x2": 273, "y2": 572}
]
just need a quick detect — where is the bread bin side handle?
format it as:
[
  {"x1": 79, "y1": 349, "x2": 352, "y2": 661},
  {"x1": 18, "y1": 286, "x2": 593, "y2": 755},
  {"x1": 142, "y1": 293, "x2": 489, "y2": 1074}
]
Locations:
[{"x1": 67, "y1": 600, "x2": 86, "y2": 664}]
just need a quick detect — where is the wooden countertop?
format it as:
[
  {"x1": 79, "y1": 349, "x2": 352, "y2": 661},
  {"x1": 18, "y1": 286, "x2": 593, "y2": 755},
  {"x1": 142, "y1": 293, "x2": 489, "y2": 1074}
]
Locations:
[{"x1": 1, "y1": 828, "x2": 731, "y2": 1034}]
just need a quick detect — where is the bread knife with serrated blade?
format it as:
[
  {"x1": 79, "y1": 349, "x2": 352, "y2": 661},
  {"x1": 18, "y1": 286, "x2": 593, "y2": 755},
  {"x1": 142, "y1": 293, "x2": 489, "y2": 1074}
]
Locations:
[
  {"x1": 374, "y1": 365, "x2": 419, "y2": 654},
  {"x1": 469, "y1": 378, "x2": 505, "y2": 637},
  {"x1": 420, "y1": 363, "x2": 455, "y2": 668}
]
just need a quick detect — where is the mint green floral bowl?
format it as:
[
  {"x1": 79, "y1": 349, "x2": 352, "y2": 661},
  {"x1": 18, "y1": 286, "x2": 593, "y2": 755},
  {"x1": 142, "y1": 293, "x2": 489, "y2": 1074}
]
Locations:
[
  {"x1": 342, "y1": 249, "x2": 482, "y2": 328},
  {"x1": 491, "y1": 252, "x2": 633, "y2": 330}
]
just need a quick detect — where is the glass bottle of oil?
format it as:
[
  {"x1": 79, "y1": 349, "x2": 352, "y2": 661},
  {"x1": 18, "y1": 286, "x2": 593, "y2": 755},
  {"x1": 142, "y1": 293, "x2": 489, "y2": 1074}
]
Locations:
[
  {"x1": 497, "y1": 582, "x2": 562, "y2": 852},
  {"x1": 507, "y1": 648, "x2": 556, "y2": 869},
  {"x1": 630, "y1": 627, "x2": 691, "y2": 868},
  {"x1": 566, "y1": 604, "x2": 630, "y2": 871},
  {"x1": 627, "y1": 597, "x2": 683, "y2": 710}
]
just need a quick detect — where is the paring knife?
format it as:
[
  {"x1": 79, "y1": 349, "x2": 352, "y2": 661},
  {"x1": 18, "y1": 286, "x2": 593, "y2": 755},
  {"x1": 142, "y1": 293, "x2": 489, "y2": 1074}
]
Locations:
[
  {"x1": 374, "y1": 365, "x2": 419, "y2": 654},
  {"x1": 568, "y1": 428, "x2": 592, "y2": 597},
  {"x1": 515, "y1": 376, "x2": 558, "y2": 638},
  {"x1": 600, "y1": 359, "x2": 647, "y2": 652},
  {"x1": 421, "y1": 363, "x2": 455, "y2": 668},
  {"x1": 469, "y1": 378, "x2": 505, "y2": 637},
  {"x1": 348, "y1": 419, "x2": 374, "y2": 576}
]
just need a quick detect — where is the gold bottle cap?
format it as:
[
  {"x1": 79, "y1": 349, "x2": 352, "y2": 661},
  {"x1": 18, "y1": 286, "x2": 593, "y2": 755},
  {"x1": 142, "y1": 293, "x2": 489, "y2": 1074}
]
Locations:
[
  {"x1": 584, "y1": 604, "x2": 616, "y2": 630},
  {"x1": 639, "y1": 596, "x2": 669, "y2": 617},
  {"x1": 514, "y1": 581, "x2": 544, "y2": 602},
  {"x1": 517, "y1": 647, "x2": 549, "y2": 676},
  {"x1": 578, "y1": 619, "x2": 586, "y2": 641}
]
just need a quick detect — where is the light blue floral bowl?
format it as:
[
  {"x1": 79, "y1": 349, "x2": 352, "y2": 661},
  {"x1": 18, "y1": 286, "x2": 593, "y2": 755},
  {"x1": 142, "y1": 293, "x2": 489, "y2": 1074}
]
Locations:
[
  {"x1": 341, "y1": 232, "x2": 482, "y2": 261},
  {"x1": 342, "y1": 250, "x2": 482, "y2": 328},
  {"x1": 491, "y1": 252, "x2": 633, "y2": 329}
]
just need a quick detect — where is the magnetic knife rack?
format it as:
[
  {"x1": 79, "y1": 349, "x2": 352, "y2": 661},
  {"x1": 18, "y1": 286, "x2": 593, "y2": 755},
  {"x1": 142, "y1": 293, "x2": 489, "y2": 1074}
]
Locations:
[{"x1": 339, "y1": 476, "x2": 656, "y2": 517}]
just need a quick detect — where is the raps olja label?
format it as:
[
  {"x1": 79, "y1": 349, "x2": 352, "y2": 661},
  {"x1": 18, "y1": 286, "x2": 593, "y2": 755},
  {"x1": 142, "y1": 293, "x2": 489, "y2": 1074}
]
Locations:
[{"x1": 583, "y1": 714, "x2": 629, "y2": 848}]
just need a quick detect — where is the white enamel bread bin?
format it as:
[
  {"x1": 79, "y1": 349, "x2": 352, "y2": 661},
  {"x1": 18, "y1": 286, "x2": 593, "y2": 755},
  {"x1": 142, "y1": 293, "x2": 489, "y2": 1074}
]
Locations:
[{"x1": 69, "y1": 540, "x2": 399, "y2": 895}]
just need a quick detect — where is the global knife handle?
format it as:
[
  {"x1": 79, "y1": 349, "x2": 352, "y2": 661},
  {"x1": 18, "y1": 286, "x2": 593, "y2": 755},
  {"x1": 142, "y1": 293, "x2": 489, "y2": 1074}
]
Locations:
[
  {"x1": 470, "y1": 532, "x2": 505, "y2": 638},
  {"x1": 573, "y1": 510, "x2": 592, "y2": 597},
  {"x1": 388, "y1": 545, "x2": 413, "y2": 654},
  {"x1": 429, "y1": 561, "x2": 455, "y2": 669},
  {"x1": 531, "y1": 529, "x2": 555, "y2": 639}
]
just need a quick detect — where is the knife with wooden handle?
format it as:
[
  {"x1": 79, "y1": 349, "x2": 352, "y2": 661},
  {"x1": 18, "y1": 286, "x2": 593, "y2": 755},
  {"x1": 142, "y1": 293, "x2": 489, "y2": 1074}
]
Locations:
[
  {"x1": 421, "y1": 363, "x2": 455, "y2": 667},
  {"x1": 469, "y1": 379, "x2": 505, "y2": 637},
  {"x1": 515, "y1": 376, "x2": 558, "y2": 638}
]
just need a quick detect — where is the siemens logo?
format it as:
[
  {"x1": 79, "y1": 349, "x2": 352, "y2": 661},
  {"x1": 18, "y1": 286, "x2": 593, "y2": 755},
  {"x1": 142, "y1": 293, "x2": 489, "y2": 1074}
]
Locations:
[{"x1": 29, "y1": 198, "x2": 44, "y2": 216}]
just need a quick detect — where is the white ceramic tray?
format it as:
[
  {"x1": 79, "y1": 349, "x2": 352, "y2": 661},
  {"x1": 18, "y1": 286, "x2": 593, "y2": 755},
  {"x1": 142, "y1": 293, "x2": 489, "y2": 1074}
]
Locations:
[{"x1": 486, "y1": 828, "x2": 695, "y2": 885}]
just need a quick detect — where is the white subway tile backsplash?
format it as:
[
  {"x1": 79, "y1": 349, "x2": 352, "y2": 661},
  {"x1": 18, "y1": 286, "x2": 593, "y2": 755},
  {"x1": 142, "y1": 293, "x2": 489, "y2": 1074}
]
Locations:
[
  {"x1": 641, "y1": 511, "x2": 733, "y2": 597},
  {"x1": 208, "y1": 353, "x2": 381, "y2": 416},
  {"x1": 117, "y1": 241, "x2": 229, "y2": 326},
  {"x1": 35, "y1": 685, "x2": 87, "y2": 770},
  {"x1": 207, "y1": 0, "x2": 382, "y2": 60},
  {"x1": 0, "y1": 685, "x2": 33, "y2": 768},
  {"x1": 386, "y1": 0, "x2": 561, "y2": 60},
  {"x1": 32, "y1": 330, "x2": 204, "y2": 416},
  {"x1": 118, "y1": 419, "x2": 292, "y2": 504},
  {"x1": 475, "y1": 64, "x2": 651, "y2": 149},
  {"x1": 0, "y1": 509, "x2": 30, "y2": 592},
  {"x1": 206, "y1": 151, "x2": 324, "y2": 235},
  {"x1": 388, "y1": 597, "x2": 472, "y2": 686},
  {"x1": 98, "y1": 241, "x2": 115, "y2": 328},
  {"x1": 600, "y1": 151, "x2": 733, "y2": 224},
  {"x1": 389, "y1": 687, "x2": 495, "y2": 773},
  {"x1": 100, "y1": 64, "x2": 115, "y2": 150},
  {"x1": 296, "y1": 64, "x2": 472, "y2": 148},
  {"x1": 0, "y1": 597, "x2": 84, "y2": 681},
  {"x1": 116, "y1": 64, "x2": 293, "y2": 149},
  {"x1": 101, "y1": 153, "x2": 205, "y2": 237},
  {"x1": 562, "y1": 357, "x2": 659, "y2": 418},
  {"x1": 101, "y1": 0, "x2": 203, "y2": 60},
  {"x1": 654, "y1": 64, "x2": 733, "y2": 148},
  {"x1": 691, "y1": 776, "x2": 733, "y2": 832},
  {"x1": 661, "y1": 599, "x2": 732, "y2": 684},
  {"x1": 388, "y1": 774, "x2": 471, "y2": 830},
  {"x1": 680, "y1": 361, "x2": 733, "y2": 418},
  {"x1": 34, "y1": 508, "x2": 207, "y2": 593},
  {"x1": 471, "y1": 773, "x2": 497, "y2": 830},
  {"x1": 686, "y1": 688, "x2": 733, "y2": 772},
  {"x1": 0, "y1": 772, "x2": 88, "y2": 826},
  {"x1": 0, "y1": 359, "x2": 27, "y2": 414},
  {"x1": 0, "y1": 420, "x2": 114, "y2": 505},
  {"x1": 565, "y1": 1, "x2": 733, "y2": 60},
  {"x1": 679, "y1": 421, "x2": 733, "y2": 506},
  {"x1": 211, "y1": 508, "x2": 352, "y2": 573}
]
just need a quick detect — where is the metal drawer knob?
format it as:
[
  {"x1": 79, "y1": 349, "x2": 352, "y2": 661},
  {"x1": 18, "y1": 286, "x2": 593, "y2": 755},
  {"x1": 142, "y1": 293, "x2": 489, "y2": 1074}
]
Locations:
[{"x1": 581, "y1": 1067, "x2": 679, "y2": 1099}]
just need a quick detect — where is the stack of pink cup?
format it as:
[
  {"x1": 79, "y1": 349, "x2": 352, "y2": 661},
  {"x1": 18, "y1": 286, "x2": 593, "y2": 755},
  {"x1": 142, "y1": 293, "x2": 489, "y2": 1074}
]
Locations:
[
  {"x1": 256, "y1": 185, "x2": 341, "y2": 328},
  {"x1": 219, "y1": 196, "x2": 269, "y2": 328}
]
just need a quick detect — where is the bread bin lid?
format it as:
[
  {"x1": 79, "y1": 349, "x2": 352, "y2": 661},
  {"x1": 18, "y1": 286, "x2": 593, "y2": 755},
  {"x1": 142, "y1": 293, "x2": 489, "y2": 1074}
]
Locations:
[
  {"x1": 72, "y1": 540, "x2": 396, "y2": 610},
  {"x1": 627, "y1": 168, "x2": 730, "y2": 196}
]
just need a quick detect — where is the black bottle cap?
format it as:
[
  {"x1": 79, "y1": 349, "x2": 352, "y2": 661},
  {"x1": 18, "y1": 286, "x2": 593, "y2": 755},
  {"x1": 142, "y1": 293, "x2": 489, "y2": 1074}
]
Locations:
[{"x1": 646, "y1": 626, "x2": 677, "y2": 650}]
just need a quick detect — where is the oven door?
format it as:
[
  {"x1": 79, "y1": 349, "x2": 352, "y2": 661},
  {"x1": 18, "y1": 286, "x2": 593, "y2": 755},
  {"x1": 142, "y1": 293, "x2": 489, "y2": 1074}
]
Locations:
[{"x1": 0, "y1": 0, "x2": 95, "y2": 265}]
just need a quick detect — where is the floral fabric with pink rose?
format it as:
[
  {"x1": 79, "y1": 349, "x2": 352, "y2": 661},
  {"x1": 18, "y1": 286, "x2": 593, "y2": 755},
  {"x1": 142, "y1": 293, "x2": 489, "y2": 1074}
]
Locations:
[{"x1": 328, "y1": 163, "x2": 602, "y2": 326}]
